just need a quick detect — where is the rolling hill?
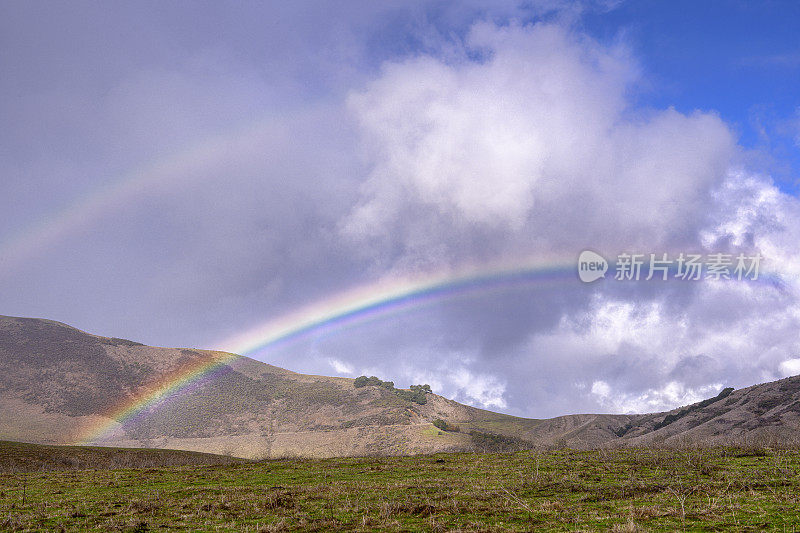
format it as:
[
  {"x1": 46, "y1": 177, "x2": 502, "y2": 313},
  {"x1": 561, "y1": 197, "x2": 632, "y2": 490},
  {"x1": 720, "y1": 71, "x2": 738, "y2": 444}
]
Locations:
[
  {"x1": 1, "y1": 314, "x2": 799, "y2": 458},
  {"x1": 0, "y1": 439, "x2": 243, "y2": 473}
]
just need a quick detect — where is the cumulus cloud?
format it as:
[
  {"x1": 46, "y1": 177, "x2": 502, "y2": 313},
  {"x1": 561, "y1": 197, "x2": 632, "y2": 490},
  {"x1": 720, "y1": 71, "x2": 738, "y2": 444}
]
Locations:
[
  {"x1": 488, "y1": 171, "x2": 800, "y2": 416},
  {"x1": 405, "y1": 357, "x2": 508, "y2": 409},
  {"x1": 780, "y1": 358, "x2": 800, "y2": 377},
  {"x1": 590, "y1": 380, "x2": 723, "y2": 413},
  {"x1": 326, "y1": 19, "x2": 798, "y2": 417},
  {"x1": 139, "y1": 19, "x2": 800, "y2": 417},
  {"x1": 343, "y1": 21, "x2": 736, "y2": 271}
]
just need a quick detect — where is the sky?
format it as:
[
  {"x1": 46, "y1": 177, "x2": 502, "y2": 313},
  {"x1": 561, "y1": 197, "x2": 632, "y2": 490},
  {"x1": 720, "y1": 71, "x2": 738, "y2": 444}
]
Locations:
[{"x1": 1, "y1": 0, "x2": 800, "y2": 418}]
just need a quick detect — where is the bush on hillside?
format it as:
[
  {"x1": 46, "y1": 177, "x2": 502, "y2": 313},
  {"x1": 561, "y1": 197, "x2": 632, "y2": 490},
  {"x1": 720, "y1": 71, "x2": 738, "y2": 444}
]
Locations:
[
  {"x1": 396, "y1": 388, "x2": 427, "y2": 404},
  {"x1": 432, "y1": 418, "x2": 460, "y2": 432},
  {"x1": 353, "y1": 377, "x2": 432, "y2": 404},
  {"x1": 354, "y1": 376, "x2": 385, "y2": 388}
]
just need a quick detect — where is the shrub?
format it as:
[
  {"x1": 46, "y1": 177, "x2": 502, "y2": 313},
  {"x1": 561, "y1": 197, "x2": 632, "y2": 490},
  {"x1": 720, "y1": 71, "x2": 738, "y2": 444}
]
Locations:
[
  {"x1": 353, "y1": 377, "x2": 431, "y2": 404},
  {"x1": 432, "y1": 419, "x2": 460, "y2": 432},
  {"x1": 354, "y1": 376, "x2": 385, "y2": 388},
  {"x1": 395, "y1": 389, "x2": 427, "y2": 404}
]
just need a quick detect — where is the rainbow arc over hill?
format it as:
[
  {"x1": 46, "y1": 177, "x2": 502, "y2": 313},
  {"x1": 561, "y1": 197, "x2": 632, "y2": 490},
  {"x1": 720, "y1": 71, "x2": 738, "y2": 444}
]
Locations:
[
  {"x1": 77, "y1": 257, "x2": 578, "y2": 444},
  {"x1": 78, "y1": 256, "x2": 785, "y2": 445}
]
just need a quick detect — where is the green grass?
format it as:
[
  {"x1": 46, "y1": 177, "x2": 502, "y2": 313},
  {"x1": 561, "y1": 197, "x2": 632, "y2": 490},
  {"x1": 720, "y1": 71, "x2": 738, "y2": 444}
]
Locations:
[{"x1": 3, "y1": 446, "x2": 800, "y2": 531}]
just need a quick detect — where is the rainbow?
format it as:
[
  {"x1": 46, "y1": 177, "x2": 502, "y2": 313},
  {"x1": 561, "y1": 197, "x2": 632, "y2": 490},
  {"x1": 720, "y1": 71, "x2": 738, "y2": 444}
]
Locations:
[
  {"x1": 218, "y1": 258, "x2": 787, "y2": 359},
  {"x1": 79, "y1": 350, "x2": 245, "y2": 445},
  {"x1": 219, "y1": 259, "x2": 577, "y2": 357},
  {"x1": 77, "y1": 257, "x2": 578, "y2": 444},
  {"x1": 77, "y1": 255, "x2": 787, "y2": 445}
]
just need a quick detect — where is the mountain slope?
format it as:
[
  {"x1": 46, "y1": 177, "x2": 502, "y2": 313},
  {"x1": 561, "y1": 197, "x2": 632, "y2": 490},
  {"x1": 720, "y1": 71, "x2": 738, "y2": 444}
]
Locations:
[
  {"x1": 617, "y1": 377, "x2": 800, "y2": 446},
  {"x1": 2, "y1": 315, "x2": 800, "y2": 457},
  {"x1": 2, "y1": 315, "x2": 605, "y2": 457}
]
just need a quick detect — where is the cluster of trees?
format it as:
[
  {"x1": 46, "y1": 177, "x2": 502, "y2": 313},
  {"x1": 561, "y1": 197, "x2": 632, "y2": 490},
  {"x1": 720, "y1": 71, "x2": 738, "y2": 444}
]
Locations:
[
  {"x1": 354, "y1": 375, "x2": 395, "y2": 389},
  {"x1": 396, "y1": 384, "x2": 431, "y2": 404},
  {"x1": 353, "y1": 376, "x2": 432, "y2": 404}
]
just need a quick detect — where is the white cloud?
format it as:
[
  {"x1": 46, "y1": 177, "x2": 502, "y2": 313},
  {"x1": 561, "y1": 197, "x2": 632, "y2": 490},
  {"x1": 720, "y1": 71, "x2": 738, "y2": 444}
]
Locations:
[
  {"x1": 779, "y1": 358, "x2": 800, "y2": 377},
  {"x1": 449, "y1": 366, "x2": 508, "y2": 409},
  {"x1": 400, "y1": 353, "x2": 507, "y2": 409},
  {"x1": 343, "y1": 21, "x2": 735, "y2": 267},
  {"x1": 591, "y1": 380, "x2": 611, "y2": 398},
  {"x1": 703, "y1": 171, "x2": 800, "y2": 283},
  {"x1": 328, "y1": 19, "x2": 800, "y2": 418},
  {"x1": 590, "y1": 380, "x2": 723, "y2": 414},
  {"x1": 328, "y1": 358, "x2": 355, "y2": 375}
]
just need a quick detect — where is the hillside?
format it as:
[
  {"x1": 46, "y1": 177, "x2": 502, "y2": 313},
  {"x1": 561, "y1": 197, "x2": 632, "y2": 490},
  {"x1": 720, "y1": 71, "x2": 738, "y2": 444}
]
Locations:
[
  {"x1": 2, "y1": 315, "x2": 800, "y2": 458},
  {"x1": 616, "y1": 377, "x2": 800, "y2": 446},
  {"x1": 0, "y1": 440, "x2": 243, "y2": 473},
  {"x1": 0, "y1": 315, "x2": 591, "y2": 457}
]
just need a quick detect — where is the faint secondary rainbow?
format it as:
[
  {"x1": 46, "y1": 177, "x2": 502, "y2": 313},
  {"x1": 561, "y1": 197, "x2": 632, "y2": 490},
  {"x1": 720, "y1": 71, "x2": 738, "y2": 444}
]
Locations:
[{"x1": 0, "y1": 117, "x2": 277, "y2": 277}]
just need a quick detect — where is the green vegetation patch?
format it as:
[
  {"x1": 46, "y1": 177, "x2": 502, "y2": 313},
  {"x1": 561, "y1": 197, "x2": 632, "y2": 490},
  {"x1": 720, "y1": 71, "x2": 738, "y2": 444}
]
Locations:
[
  {"x1": 432, "y1": 419, "x2": 460, "y2": 433},
  {"x1": 354, "y1": 376, "x2": 431, "y2": 404},
  {"x1": 3, "y1": 446, "x2": 800, "y2": 531}
]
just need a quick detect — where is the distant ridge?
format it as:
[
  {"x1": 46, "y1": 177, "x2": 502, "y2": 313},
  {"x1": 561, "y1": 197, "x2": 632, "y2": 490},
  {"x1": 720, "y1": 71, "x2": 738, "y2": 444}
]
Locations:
[{"x1": 1, "y1": 314, "x2": 800, "y2": 458}]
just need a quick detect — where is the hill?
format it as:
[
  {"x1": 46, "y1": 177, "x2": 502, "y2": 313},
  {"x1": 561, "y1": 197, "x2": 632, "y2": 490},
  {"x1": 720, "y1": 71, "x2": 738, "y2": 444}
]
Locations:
[
  {"x1": 2, "y1": 314, "x2": 800, "y2": 457},
  {"x1": 616, "y1": 378, "x2": 800, "y2": 446},
  {"x1": 0, "y1": 315, "x2": 578, "y2": 457},
  {"x1": 0, "y1": 440, "x2": 243, "y2": 473}
]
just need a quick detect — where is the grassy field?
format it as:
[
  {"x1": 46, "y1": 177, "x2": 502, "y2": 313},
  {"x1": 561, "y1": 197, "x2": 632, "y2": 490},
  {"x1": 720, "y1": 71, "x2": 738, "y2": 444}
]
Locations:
[{"x1": 2, "y1": 444, "x2": 800, "y2": 531}]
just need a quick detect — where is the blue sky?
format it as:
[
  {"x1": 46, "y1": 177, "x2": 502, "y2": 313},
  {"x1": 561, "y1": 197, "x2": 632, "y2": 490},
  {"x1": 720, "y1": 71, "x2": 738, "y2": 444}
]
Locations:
[
  {"x1": 357, "y1": 0, "x2": 800, "y2": 190},
  {"x1": 1, "y1": 1, "x2": 800, "y2": 417},
  {"x1": 582, "y1": 1, "x2": 800, "y2": 191}
]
